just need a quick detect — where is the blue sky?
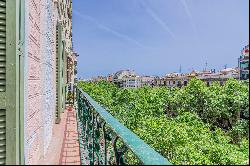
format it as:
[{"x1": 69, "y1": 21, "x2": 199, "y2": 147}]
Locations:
[{"x1": 72, "y1": 0, "x2": 249, "y2": 79}]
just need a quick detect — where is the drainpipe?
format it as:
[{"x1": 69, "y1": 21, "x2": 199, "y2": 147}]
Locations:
[{"x1": 18, "y1": 0, "x2": 25, "y2": 164}]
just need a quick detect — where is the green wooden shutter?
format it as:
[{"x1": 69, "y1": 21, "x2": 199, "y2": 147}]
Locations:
[
  {"x1": 0, "y1": 0, "x2": 6, "y2": 93},
  {"x1": 55, "y1": 23, "x2": 60, "y2": 123},
  {"x1": 0, "y1": 1, "x2": 6, "y2": 164},
  {"x1": 61, "y1": 41, "x2": 66, "y2": 112},
  {"x1": 0, "y1": 109, "x2": 5, "y2": 165},
  {"x1": 0, "y1": 0, "x2": 22, "y2": 164},
  {"x1": 55, "y1": 22, "x2": 62, "y2": 124}
]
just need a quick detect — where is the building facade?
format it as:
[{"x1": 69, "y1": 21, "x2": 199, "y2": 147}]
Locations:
[
  {"x1": 122, "y1": 76, "x2": 141, "y2": 88},
  {"x1": 111, "y1": 70, "x2": 155, "y2": 88},
  {"x1": 113, "y1": 70, "x2": 137, "y2": 88},
  {"x1": 156, "y1": 69, "x2": 239, "y2": 88},
  {"x1": 198, "y1": 68, "x2": 239, "y2": 86},
  {"x1": 165, "y1": 74, "x2": 193, "y2": 88},
  {"x1": 0, "y1": 0, "x2": 76, "y2": 164},
  {"x1": 140, "y1": 76, "x2": 155, "y2": 87},
  {"x1": 67, "y1": 51, "x2": 78, "y2": 91},
  {"x1": 239, "y1": 44, "x2": 249, "y2": 80},
  {"x1": 107, "y1": 74, "x2": 114, "y2": 82}
]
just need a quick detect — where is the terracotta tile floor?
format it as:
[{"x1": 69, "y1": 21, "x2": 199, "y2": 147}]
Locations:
[
  {"x1": 59, "y1": 110, "x2": 81, "y2": 165},
  {"x1": 39, "y1": 108, "x2": 81, "y2": 165}
]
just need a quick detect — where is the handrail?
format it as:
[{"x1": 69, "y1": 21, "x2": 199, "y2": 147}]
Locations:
[{"x1": 75, "y1": 86, "x2": 171, "y2": 165}]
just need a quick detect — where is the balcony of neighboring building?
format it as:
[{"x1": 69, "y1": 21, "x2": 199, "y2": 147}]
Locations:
[{"x1": 240, "y1": 57, "x2": 249, "y2": 63}]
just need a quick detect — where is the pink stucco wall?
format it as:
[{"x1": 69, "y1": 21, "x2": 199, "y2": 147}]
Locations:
[{"x1": 25, "y1": 0, "x2": 58, "y2": 164}]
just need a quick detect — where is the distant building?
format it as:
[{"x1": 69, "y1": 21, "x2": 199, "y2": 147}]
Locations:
[
  {"x1": 159, "y1": 68, "x2": 239, "y2": 88},
  {"x1": 67, "y1": 52, "x2": 79, "y2": 91},
  {"x1": 239, "y1": 44, "x2": 249, "y2": 80},
  {"x1": 154, "y1": 76, "x2": 166, "y2": 87},
  {"x1": 111, "y1": 70, "x2": 155, "y2": 88},
  {"x1": 198, "y1": 68, "x2": 239, "y2": 86},
  {"x1": 113, "y1": 70, "x2": 137, "y2": 80},
  {"x1": 165, "y1": 72, "x2": 195, "y2": 88},
  {"x1": 121, "y1": 76, "x2": 155, "y2": 88},
  {"x1": 140, "y1": 76, "x2": 155, "y2": 87},
  {"x1": 113, "y1": 70, "x2": 137, "y2": 88},
  {"x1": 109, "y1": 66, "x2": 240, "y2": 89},
  {"x1": 122, "y1": 76, "x2": 142, "y2": 88},
  {"x1": 91, "y1": 75, "x2": 106, "y2": 82},
  {"x1": 107, "y1": 74, "x2": 114, "y2": 82}
]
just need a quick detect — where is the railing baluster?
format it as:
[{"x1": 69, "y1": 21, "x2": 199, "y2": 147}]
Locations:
[
  {"x1": 94, "y1": 114, "x2": 102, "y2": 165},
  {"x1": 112, "y1": 136, "x2": 119, "y2": 165},
  {"x1": 101, "y1": 122, "x2": 107, "y2": 165}
]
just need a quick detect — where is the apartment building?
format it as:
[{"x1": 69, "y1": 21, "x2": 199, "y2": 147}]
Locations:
[
  {"x1": 158, "y1": 68, "x2": 239, "y2": 88},
  {"x1": 122, "y1": 77, "x2": 139, "y2": 88},
  {"x1": 113, "y1": 70, "x2": 137, "y2": 88},
  {"x1": 198, "y1": 68, "x2": 239, "y2": 86},
  {"x1": 111, "y1": 70, "x2": 155, "y2": 88},
  {"x1": 239, "y1": 44, "x2": 249, "y2": 80},
  {"x1": 140, "y1": 76, "x2": 155, "y2": 87}
]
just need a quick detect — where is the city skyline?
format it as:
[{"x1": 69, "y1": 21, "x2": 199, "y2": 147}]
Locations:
[
  {"x1": 80, "y1": 64, "x2": 240, "y2": 80},
  {"x1": 73, "y1": 0, "x2": 249, "y2": 79},
  {"x1": 83, "y1": 65, "x2": 240, "y2": 79}
]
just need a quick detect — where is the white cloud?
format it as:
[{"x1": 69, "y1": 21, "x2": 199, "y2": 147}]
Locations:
[
  {"x1": 73, "y1": 10, "x2": 148, "y2": 49},
  {"x1": 180, "y1": 0, "x2": 197, "y2": 34},
  {"x1": 139, "y1": 0, "x2": 177, "y2": 40}
]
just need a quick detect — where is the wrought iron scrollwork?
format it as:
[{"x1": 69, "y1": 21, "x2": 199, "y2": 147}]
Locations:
[{"x1": 74, "y1": 85, "x2": 171, "y2": 165}]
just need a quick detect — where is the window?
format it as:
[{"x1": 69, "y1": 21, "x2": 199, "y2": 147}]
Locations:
[{"x1": 207, "y1": 82, "x2": 210, "y2": 87}]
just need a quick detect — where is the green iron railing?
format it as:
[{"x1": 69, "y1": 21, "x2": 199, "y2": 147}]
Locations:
[{"x1": 75, "y1": 86, "x2": 171, "y2": 165}]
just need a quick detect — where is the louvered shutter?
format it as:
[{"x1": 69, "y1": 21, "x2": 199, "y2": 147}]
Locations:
[
  {"x1": 61, "y1": 41, "x2": 65, "y2": 113},
  {"x1": 55, "y1": 22, "x2": 62, "y2": 124},
  {"x1": 55, "y1": 23, "x2": 59, "y2": 122},
  {"x1": 0, "y1": 0, "x2": 6, "y2": 164},
  {"x1": 0, "y1": 0, "x2": 6, "y2": 92},
  {"x1": 0, "y1": 0, "x2": 23, "y2": 164}
]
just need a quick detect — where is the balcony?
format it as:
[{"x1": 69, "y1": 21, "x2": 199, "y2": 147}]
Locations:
[
  {"x1": 74, "y1": 86, "x2": 171, "y2": 165},
  {"x1": 42, "y1": 86, "x2": 171, "y2": 165}
]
